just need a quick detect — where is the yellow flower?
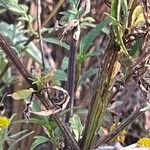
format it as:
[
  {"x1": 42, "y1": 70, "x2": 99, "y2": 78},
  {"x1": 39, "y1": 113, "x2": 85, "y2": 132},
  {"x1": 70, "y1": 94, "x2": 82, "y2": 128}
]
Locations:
[
  {"x1": 137, "y1": 138, "x2": 150, "y2": 147},
  {"x1": 110, "y1": 123, "x2": 127, "y2": 144},
  {"x1": 0, "y1": 116, "x2": 10, "y2": 128}
]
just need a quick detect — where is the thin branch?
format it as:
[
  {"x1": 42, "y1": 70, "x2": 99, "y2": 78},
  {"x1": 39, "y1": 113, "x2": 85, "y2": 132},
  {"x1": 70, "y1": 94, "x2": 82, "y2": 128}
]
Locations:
[
  {"x1": 0, "y1": 33, "x2": 35, "y2": 88},
  {"x1": 41, "y1": 0, "x2": 65, "y2": 28},
  {"x1": 0, "y1": 33, "x2": 80, "y2": 150},
  {"x1": 25, "y1": 0, "x2": 65, "y2": 47},
  {"x1": 37, "y1": 0, "x2": 45, "y2": 70},
  {"x1": 95, "y1": 107, "x2": 143, "y2": 148},
  {"x1": 142, "y1": 0, "x2": 150, "y2": 27}
]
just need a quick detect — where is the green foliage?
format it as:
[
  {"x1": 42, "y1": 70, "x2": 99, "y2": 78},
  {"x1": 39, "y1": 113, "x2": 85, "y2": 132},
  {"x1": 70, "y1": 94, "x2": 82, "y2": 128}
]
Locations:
[
  {"x1": 29, "y1": 101, "x2": 63, "y2": 148},
  {"x1": 110, "y1": 0, "x2": 128, "y2": 54},
  {"x1": 69, "y1": 114, "x2": 83, "y2": 141},
  {"x1": 54, "y1": 70, "x2": 67, "y2": 82},
  {"x1": 79, "y1": 18, "x2": 110, "y2": 54},
  {"x1": 8, "y1": 88, "x2": 35, "y2": 101},
  {"x1": 59, "y1": 0, "x2": 82, "y2": 24},
  {"x1": 0, "y1": 0, "x2": 147, "y2": 149},
  {"x1": 43, "y1": 38, "x2": 69, "y2": 50},
  {"x1": 61, "y1": 56, "x2": 69, "y2": 70},
  {"x1": 130, "y1": 38, "x2": 142, "y2": 58},
  {"x1": 0, "y1": 49, "x2": 11, "y2": 82},
  {"x1": 0, "y1": 114, "x2": 33, "y2": 150},
  {"x1": 31, "y1": 70, "x2": 57, "y2": 89},
  {"x1": 79, "y1": 68, "x2": 98, "y2": 85},
  {"x1": 0, "y1": 0, "x2": 28, "y2": 15},
  {"x1": 121, "y1": 0, "x2": 128, "y2": 27},
  {"x1": 0, "y1": 0, "x2": 34, "y2": 33},
  {"x1": 31, "y1": 136, "x2": 50, "y2": 150},
  {"x1": 0, "y1": 22, "x2": 43, "y2": 64},
  {"x1": 59, "y1": 0, "x2": 95, "y2": 29},
  {"x1": 78, "y1": 19, "x2": 110, "y2": 64}
]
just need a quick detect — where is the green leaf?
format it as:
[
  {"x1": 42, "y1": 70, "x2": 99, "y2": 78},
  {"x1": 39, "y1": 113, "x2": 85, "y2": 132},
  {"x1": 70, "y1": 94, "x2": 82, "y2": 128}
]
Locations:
[
  {"x1": 54, "y1": 70, "x2": 67, "y2": 81},
  {"x1": 110, "y1": 0, "x2": 128, "y2": 54},
  {"x1": 69, "y1": 114, "x2": 83, "y2": 141},
  {"x1": 43, "y1": 38, "x2": 69, "y2": 50},
  {"x1": 80, "y1": 22, "x2": 96, "y2": 29},
  {"x1": 86, "y1": 48, "x2": 103, "y2": 57},
  {"x1": 80, "y1": 17, "x2": 96, "y2": 28},
  {"x1": 79, "y1": 68, "x2": 98, "y2": 85},
  {"x1": 129, "y1": 38, "x2": 142, "y2": 57},
  {"x1": 31, "y1": 136, "x2": 50, "y2": 150},
  {"x1": 31, "y1": 100, "x2": 52, "y2": 125},
  {"x1": 121, "y1": 0, "x2": 128, "y2": 27},
  {"x1": 61, "y1": 57, "x2": 69, "y2": 70},
  {"x1": 0, "y1": 22, "x2": 45, "y2": 65},
  {"x1": 131, "y1": 5, "x2": 145, "y2": 28},
  {"x1": 0, "y1": 50, "x2": 12, "y2": 83},
  {"x1": 104, "y1": 13, "x2": 121, "y2": 27},
  {"x1": 8, "y1": 88, "x2": 35, "y2": 100},
  {"x1": 80, "y1": 18, "x2": 111, "y2": 54},
  {"x1": 0, "y1": 0, "x2": 28, "y2": 15}
]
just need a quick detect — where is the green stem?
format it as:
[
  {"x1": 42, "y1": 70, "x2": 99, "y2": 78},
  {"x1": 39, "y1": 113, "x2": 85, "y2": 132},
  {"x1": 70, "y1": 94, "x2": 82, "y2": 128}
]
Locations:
[{"x1": 80, "y1": 40, "x2": 119, "y2": 150}]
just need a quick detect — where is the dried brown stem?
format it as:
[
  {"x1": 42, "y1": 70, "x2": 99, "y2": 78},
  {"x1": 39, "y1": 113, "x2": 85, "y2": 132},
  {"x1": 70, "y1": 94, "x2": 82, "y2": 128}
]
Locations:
[
  {"x1": 41, "y1": 0, "x2": 65, "y2": 28},
  {"x1": 95, "y1": 107, "x2": 143, "y2": 148},
  {"x1": 66, "y1": 28, "x2": 78, "y2": 121},
  {"x1": 37, "y1": 0, "x2": 45, "y2": 70},
  {"x1": 0, "y1": 33, "x2": 80, "y2": 150}
]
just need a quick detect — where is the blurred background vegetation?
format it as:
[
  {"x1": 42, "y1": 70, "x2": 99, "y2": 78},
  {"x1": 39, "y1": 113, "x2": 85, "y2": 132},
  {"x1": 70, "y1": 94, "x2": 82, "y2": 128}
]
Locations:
[{"x1": 0, "y1": 0, "x2": 149, "y2": 150}]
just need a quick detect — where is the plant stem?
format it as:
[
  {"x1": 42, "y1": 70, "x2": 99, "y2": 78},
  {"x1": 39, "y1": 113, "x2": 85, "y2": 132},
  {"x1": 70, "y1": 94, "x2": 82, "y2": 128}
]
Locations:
[
  {"x1": 66, "y1": 28, "x2": 78, "y2": 121},
  {"x1": 80, "y1": 39, "x2": 119, "y2": 150},
  {"x1": 0, "y1": 33, "x2": 80, "y2": 150},
  {"x1": 41, "y1": 0, "x2": 65, "y2": 28},
  {"x1": 25, "y1": 0, "x2": 65, "y2": 46},
  {"x1": 37, "y1": 0, "x2": 45, "y2": 70},
  {"x1": 0, "y1": 33, "x2": 35, "y2": 88}
]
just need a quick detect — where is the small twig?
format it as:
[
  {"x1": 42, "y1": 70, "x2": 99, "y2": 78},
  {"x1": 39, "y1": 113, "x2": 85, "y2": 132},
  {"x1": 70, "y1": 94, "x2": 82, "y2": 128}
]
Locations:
[
  {"x1": 25, "y1": 0, "x2": 65, "y2": 47},
  {"x1": 24, "y1": 34, "x2": 35, "y2": 47},
  {"x1": 41, "y1": 0, "x2": 65, "y2": 28},
  {"x1": 104, "y1": 0, "x2": 111, "y2": 8},
  {"x1": 95, "y1": 107, "x2": 144, "y2": 148},
  {"x1": 131, "y1": 50, "x2": 149, "y2": 68},
  {"x1": 142, "y1": 0, "x2": 150, "y2": 27},
  {"x1": 37, "y1": 0, "x2": 45, "y2": 70}
]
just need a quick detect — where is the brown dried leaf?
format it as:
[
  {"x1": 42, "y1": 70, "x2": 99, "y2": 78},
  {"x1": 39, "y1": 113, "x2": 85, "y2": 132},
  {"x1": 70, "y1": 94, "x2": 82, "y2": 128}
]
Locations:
[{"x1": 30, "y1": 107, "x2": 61, "y2": 116}]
